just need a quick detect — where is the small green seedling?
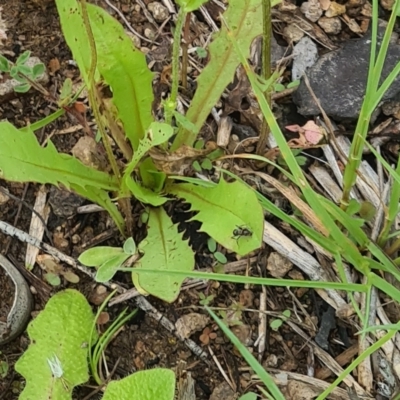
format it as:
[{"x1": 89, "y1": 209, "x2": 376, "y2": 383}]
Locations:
[
  {"x1": 79, "y1": 237, "x2": 137, "y2": 283},
  {"x1": 198, "y1": 292, "x2": 215, "y2": 306},
  {"x1": 207, "y1": 238, "x2": 227, "y2": 264},
  {"x1": 270, "y1": 310, "x2": 291, "y2": 331},
  {"x1": 0, "y1": 50, "x2": 45, "y2": 93}
]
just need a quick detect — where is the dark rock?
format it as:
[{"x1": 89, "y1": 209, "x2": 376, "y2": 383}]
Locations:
[{"x1": 293, "y1": 23, "x2": 400, "y2": 120}]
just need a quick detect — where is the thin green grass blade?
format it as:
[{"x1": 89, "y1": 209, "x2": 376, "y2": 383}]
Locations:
[
  {"x1": 205, "y1": 306, "x2": 285, "y2": 400},
  {"x1": 121, "y1": 268, "x2": 367, "y2": 292},
  {"x1": 316, "y1": 330, "x2": 396, "y2": 400}
]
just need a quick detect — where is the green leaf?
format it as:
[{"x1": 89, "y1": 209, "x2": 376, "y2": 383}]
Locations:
[
  {"x1": 10, "y1": 65, "x2": 19, "y2": 77},
  {"x1": 176, "y1": 0, "x2": 209, "y2": 12},
  {"x1": 132, "y1": 207, "x2": 195, "y2": 302},
  {"x1": 123, "y1": 237, "x2": 137, "y2": 255},
  {"x1": 55, "y1": 0, "x2": 94, "y2": 86},
  {"x1": 239, "y1": 393, "x2": 258, "y2": 400},
  {"x1": 0, "y1": 122, "x2": 118, "y2": 191},
  {"x1": 274, "y1": 83, "x2": 285, "y2": 92},
  {"x1": 0, "y1": 360, "x2": 9, "y2": 378},
  {"x1": 70, "y1": 184, "x2": 125, "y2": 234},
  {"x1": 195, "y1": 47, "x2": 207, "y2": 58},
  {"x1": 207, "y1": 237, "x2": 217, "y2": 252},
  {"x1": 168, "y1": 178, "x2": 263, "y2": 256},
  {"x1": 192, "y1": 160, "x2": 202, "y2": 172},
  {"x1": 44, "y1": 272, "x2": 61, "y2": 286},
  {"x1": 287, "y1": 79, "x2": 300, "y2": 89},
  {"x1": 0, "y1": 55, "x2": 10, "y2": 72},
  {"x1": 16, "y1": 65, "x2": 32, "y2": 75},
  {"x1": 87, "y1": 4, "x2": 154, "y2": 149},
  {"x1": 96, "y1": 253, "x2": 129, "y2": 283},
  {"x1": 139, "y1": 157, "x2": 166, "y2": 192},
  {"x1": 123, "y1": 122, "x2": 175, "y2": 179},
  {"x1": 346, "y1": 198, "x2": 361, "y2": 216},
  {"x1": 214, "y1": 252, "x2": 227, "y2": 264},
  {"x1": 32, "y1": 63, "x2": 45, "y2": 78},
  {"x1": 15, "y1": 290, "x2": 95, "y2": 400},
  {"x1": 79, "y1": 247, "x2": 124, "y2": 267},
  {"x1": 173, "y1": 0, "x2": 266, "y2": 149},
  {"x1": 16, "y1": 50, "x2": 31, "y2": 66},
  {"x1": 270, "y1": 318, "x2": 283, "y2": 331},
  {"x1": 125, "y1": 176, "x2": 168, "y2": 206},
  {"x1": 13, "y1": 83, "x2": 31, "y2": 93},
  {"x1": 102, "y1": 369, "x2": 175, "y2": 400},
  {"x1": 60, "y1": 78, "x2": 73, "y2": 102},
  {"x1": 173, "y1": 110, "x2": 198, "y2": 133},
  {"x1": 201, "y1": 158, "x2": 213, "y2": 170}
]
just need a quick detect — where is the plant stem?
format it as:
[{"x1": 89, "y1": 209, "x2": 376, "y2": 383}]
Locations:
[
  {"x1": 256, "y1": 0, "x2": 271, "y2": 156},
  {"x1": 166, "y1": 8, "x2": 186, "y2": 126},
  {"x1": 181, "y1": 13, "x2": 191, "y2": 92},
  {"x1": 79, "y1": 0, "x2": 120, "y2": 182}
]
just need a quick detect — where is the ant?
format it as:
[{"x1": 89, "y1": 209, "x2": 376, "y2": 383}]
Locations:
[{"x1": 232, "y1": 225, "x2": 253, "y2": 241}]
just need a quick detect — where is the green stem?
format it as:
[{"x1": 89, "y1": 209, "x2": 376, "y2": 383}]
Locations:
[
  {"x1": 79, "y1": 0, "x2": 121, "y2": 182},
  {"x1": 166, "y1": 8, "x2": 186, "y2": 126},
  {"x1": 256, "y1": 0, "x2": 271, "y2": 156}
]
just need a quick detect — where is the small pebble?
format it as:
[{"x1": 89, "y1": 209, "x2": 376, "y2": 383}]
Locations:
[
  {"x1": 300, "y1": 0, "x2": 323, "y2": 22},
  {"x1": 325, "y1": 1, "x2": 346, "y2": 16},
  {"x1": 147, "y1": 2, "x2": 170, "y2": 22},
  {"x1": 318, "y1": 16, "x2": 342, "y2": 34},
  {"x1": 144, "y1": 27, "x2": 155, "y2": 40}
]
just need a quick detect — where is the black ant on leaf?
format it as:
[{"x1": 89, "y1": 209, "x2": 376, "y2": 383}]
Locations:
[{"x1": 232, "y1": 225, "x2": 253, "y2": 242}]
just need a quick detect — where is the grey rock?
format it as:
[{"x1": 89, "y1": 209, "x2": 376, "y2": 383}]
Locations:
[
  {"x1": 293, "y1": 24, "x2": 400, "y2": 120},
  {"x1": 292, "y1": 36, "x2": 319, "y2": 82}
]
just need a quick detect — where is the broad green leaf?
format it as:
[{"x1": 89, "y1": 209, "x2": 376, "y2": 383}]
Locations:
[
  {"x1": 125, "y1": 176, "x2": 167, "y2": 206},
  {"x1": 132, "y1": 208, "x2": 195, "y2": 302},
  {"x1": 102, "y1": 369, "x2": 175, "y2": 400},
  {"x1": 15, "y1": 290, "x2": 95, "y2": 400},
  {"x1": 70, "y1": 183, "x2": 125, "y2": 233},
  {"x1": 79, "y1": 247, "x2": 124, "y2": 267},
  {"x1": 139, "y1": 157, "x2": 166, "y2": 192},
  {"x1": 176, "y1": 0, "x2": 209, "y2": 12},
  {"x1": 168, "y1": 179, "x2": 263, "y2": 256},
  {"x1": 173, "y1": 0, "x2": 268, "y2": 149},
  {"x1": 0, "y1": 122, "x2": 118, "y2": 192},
  {"x1": 124, "y1": 122, "x2": 175, "y2": 177},
  {"x1": 55, "y1": 0, "x2": 93, "y2": 86},
  {"x1": 123, "y1": 237, "x2": 137, "y2": 255},
  {"x1": 96, "y1": 253, "x2": 128, "y2": 282},
  {"x1": 87, "y1": 4, "x2": 154, "y2": 149}
]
